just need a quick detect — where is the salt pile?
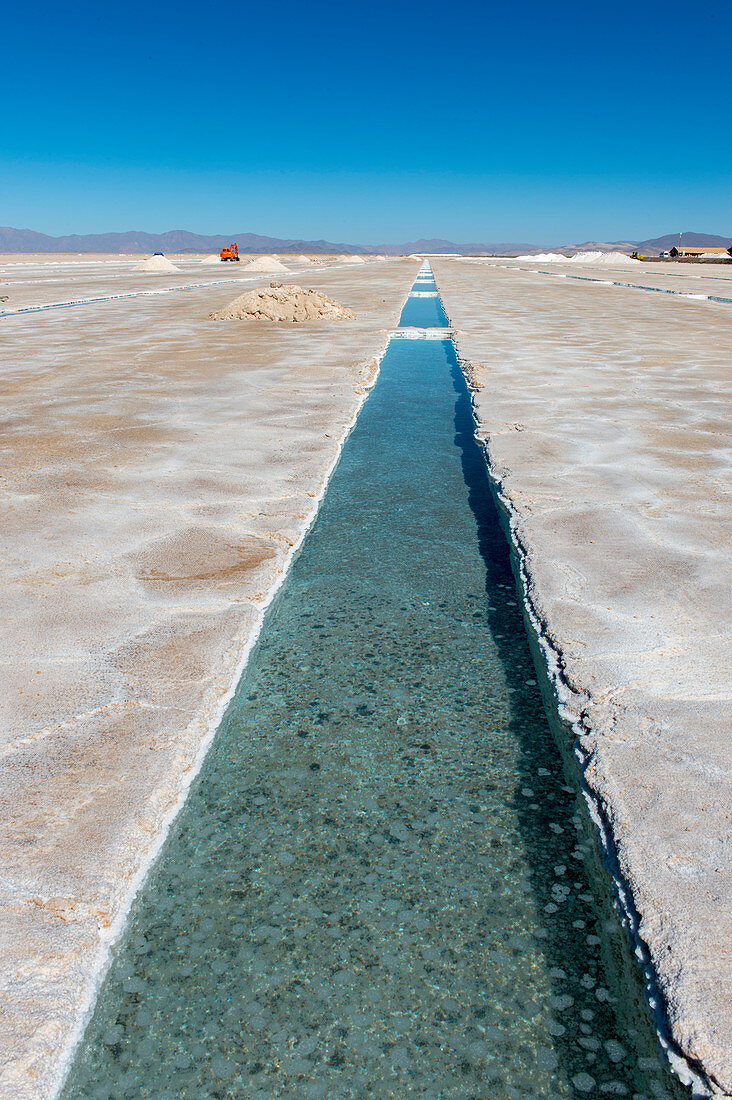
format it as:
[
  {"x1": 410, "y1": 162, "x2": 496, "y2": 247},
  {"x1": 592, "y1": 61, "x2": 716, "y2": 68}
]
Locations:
[
  {"x1": 243, "y1": 255, "x2": 289, "y2": 273},
  {"x1": 515, "y1": 250, "x2": 640, "y2": 264},
  {"x1": 134, "y1": 255, "x2": 180, "y2": 273},
  {"x1": 339, "y1": 255, "x2": 366, "y2": 264},
  {"x1": 200, "y1": 254, "x2": 222, "y2": 265},
  {"x1": 570, "y1": 250, "x2": 641, "y2": 265},
  {"x1": 515, "y1": 252, "x2": 567, "y2": 262},
  {"x1": 210, "y1": 283, "x2": 355, "y2": 323},
  {"x1": 290, "y1": 255, "x2": 313, "y2": 264}
]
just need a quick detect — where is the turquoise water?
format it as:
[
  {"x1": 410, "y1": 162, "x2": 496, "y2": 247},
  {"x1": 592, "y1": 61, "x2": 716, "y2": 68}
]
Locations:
[
  {"x1": 62, "y1": 321, "x2": 687, "y2": 1098},
  {"x1": 398, "y1": 294, "x2": 448, "y2": 327}
]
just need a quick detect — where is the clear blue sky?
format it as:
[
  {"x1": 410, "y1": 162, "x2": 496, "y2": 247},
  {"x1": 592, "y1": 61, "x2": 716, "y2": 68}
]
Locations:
[{"x1": 2, "y1": 0, "x2": 730, "y2": 244}]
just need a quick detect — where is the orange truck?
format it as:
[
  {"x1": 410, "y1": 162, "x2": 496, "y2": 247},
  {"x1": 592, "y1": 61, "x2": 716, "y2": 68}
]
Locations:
[{"x1": 220, "y1": 242, "x2": 240, "y2": 262}]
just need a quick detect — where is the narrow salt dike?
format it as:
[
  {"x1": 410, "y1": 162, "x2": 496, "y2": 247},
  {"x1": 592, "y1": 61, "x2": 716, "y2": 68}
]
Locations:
[{"x1": 61, "y1": 269, "x2": 689, "y2": 1100}]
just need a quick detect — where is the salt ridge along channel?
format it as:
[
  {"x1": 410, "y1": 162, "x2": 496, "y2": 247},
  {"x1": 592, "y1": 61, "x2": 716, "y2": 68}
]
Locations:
[{"x1": 61, "y1": 269, "x2": 691, "y2": 1099}]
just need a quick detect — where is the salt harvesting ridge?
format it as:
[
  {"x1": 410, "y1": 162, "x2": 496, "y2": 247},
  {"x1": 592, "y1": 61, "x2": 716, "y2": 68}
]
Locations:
[{"x1": 0, "y1": 252, "x2": 730, "y2": 1100}]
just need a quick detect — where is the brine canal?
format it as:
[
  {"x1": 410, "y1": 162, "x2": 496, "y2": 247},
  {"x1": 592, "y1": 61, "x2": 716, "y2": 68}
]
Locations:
[{"x1": 63, "y1": 275, "x2": 687, "y2": 1099}]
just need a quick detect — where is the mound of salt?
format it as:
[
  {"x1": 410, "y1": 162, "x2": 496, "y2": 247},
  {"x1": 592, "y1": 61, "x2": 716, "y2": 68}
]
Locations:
[
  {"x1": 516, "y1": 250, "x2": 640, "y2": 264},
  {"x1": 569, "y1": 251, "x2": 641, "y2": 265},
  {"x1": 243, "y1": 255, "x2": 289, "y2": 272},
  {"x1": 290, "y1": 255, "x2": 313, "y2": 264},
  {"x1": 200, "y1": 254, "x2": 223, "y2": 265},
  {"x1": 339, "y1": 255, "x2": 366, "y2": 264},
  {"x1": 134, "y1": 255, "x2": 180, "y2": 273},
  {"x1": 515, "y1": 252, "x2": 568, "y2": 262},
  {"x1": 210, "y1": 283, "x2": 355, "y2": 323}
]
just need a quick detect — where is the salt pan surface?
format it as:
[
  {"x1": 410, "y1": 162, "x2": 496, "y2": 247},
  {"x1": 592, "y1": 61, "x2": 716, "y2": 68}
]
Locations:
[
  {"x1": 0, "y1": 259, "x2": 417, "y2": 1100},
  {"x1": 434, "y1": 257, "x2": 732, "y2": 1095}
]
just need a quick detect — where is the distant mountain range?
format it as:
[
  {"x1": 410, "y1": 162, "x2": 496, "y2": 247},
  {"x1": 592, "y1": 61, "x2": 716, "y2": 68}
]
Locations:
[
  {"x1": 630, "y1": 232, "x2": 732, "y2": 254},
  {"x1": 566, "y1": 232, "x2": 732, "y2": 256},
  {"x1": 0, "y1": 227, "x2": 729, "y2": 257}
]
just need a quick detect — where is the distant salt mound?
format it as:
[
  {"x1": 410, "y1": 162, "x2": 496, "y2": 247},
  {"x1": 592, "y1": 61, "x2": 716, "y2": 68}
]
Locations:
[
  {"x1": 210, "y1": 283, "x2": 355, "y2": 323},
  {"x1": 290, "y1": 255, "x2": 313, "y2": 264},
  {"x1": 515, "y1": 250, "x2": 640, "y2": 264},
  {"x1": 570, "y1": 251, "x2": 641, "y2": 265},
  {"x1": 340, "y1": 255, "x2": 366, "y2": 264},
  {"x1": 134, "y1": 255, "x2": 180, "y2": 273},
  {"x1": 515, "y1": 252, "x2": 567, "y2": 262},
  {"x1": 243, "y1": 255, "x2": 289, "y2": 273},
  {"x1": 200, "y1": 254, "x2": 222, "y2": 265}
]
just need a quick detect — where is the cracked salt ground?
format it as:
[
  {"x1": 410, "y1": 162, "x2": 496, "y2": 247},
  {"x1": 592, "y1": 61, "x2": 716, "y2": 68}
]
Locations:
[{"x1": 62, "y1": 334, "x2": 686, "y2": 1098}]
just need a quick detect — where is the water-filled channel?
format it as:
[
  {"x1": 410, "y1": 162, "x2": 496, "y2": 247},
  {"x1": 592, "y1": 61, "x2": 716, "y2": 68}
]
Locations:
[
  {"x1": 63, "y1": 283, "x2": 687, "y2": 1099},
  {"x1": 398, "y1": 293, "x2": 448, "y2": 327}
]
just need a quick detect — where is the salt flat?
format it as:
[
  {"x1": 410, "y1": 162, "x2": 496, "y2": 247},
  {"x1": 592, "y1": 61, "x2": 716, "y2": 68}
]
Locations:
[
  {"x1": 0, "y1": 253, "x2": 352, "y2": 314},
  {"x1": 0, "y1": 257, "x2": 416, "y2": 1099},
  {"x1": 466, "y1": 256, "x2": 732, "y2": 302},
  {"x1": 3, "y1": 252, "x2": 730, "y2": 1098},
  {"x1": 433, "y1": 257, "x2": 732, "y2": 1096}
]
